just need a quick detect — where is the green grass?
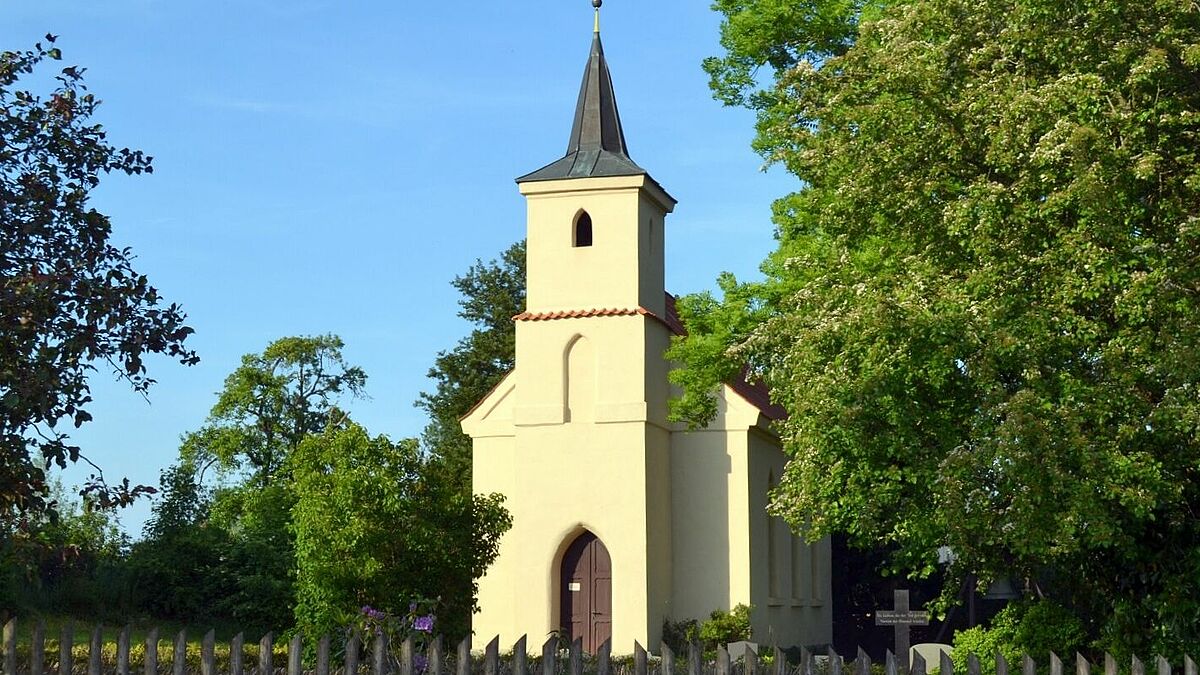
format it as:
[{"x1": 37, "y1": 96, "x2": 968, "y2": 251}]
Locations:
[{"x1": 4, "y1": 614, "x2": 292, "y2": 672}]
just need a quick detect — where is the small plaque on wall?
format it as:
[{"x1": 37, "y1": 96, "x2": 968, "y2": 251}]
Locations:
[{"x1": 568, "y1": 582, "x2": 582, "y2": 592}]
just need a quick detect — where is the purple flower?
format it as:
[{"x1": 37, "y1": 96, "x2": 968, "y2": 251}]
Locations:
[{"x1": 413, "y1": 615, "x2": 435, "y2": 633}]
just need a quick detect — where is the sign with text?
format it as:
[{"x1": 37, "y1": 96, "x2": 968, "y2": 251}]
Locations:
[{"x1": 875, "y1": 610, "x2": 930, "y2": 626}]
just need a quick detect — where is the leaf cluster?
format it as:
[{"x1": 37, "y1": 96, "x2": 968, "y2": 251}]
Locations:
[
  {"x1": 675, "y1": 0, "x2": 1200, "y2": 654},
  {"x1": 0, "y1": 37, "x2": 197, "y2": 523},
  {"x1": 291, "y1": 423, "x2": 511, "y2": 641}
]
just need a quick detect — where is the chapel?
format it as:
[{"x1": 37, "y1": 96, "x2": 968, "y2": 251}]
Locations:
[{"x1": 461, "y1": 4, "x2": 832, "y2": 653}]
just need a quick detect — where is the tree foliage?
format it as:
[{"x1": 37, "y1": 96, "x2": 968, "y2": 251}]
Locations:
[
  {"x1": 1, "y1": 480, "x2": 129, "y2": 618},
  {"x1": 417, "y1": 241, "x2": 525, "y2": 487},
  {"x1": 126, "y1": 461, "x2": 233, "y2": 624},
  {"x1": 291, "y1": 422, "x2": 511, "y2": 640},
  {"x1": 1, "y1": 37, "x2": 197, "y2": 523},
  {"x1": 674, "y1": 0, "x2": 1200, "y2": 656},
  {"x1": 184, "y1": 334, "x2": 366, "y2": 486}
]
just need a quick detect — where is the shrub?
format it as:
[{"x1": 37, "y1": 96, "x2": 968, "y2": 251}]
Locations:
[
  {"x1": 952, "y1": 600, "x2": 1085, "y2": 673},
  {"x1": 698, "y1": 604, "x2": 753, "y2": 650},
  {"x1": 662, "y1": 617, "x2": 699, "y2": 654}
]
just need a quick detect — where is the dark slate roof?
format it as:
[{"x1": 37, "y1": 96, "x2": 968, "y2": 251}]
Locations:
[{"x1": 517, "y1": 31, "x2": 648, "y2": 183}]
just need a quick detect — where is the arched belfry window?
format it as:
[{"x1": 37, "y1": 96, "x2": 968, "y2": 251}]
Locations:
[{"x1": 574, "y1": 211, "x2": 593, "y2": 248}]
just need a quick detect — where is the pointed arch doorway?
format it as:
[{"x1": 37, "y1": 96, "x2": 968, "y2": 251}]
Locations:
[{"x1": 559, "y1": 532, "x2": 612, "y2": 653}]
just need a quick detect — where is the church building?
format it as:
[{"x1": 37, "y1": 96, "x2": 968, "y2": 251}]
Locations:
[{"x1": 462, "y1": 4, "x2": 832, "y2": 653}]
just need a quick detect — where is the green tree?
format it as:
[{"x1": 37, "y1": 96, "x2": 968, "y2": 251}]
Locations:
[
  {"x1": 184, "y1": 334, "x2": 366, "y2": 486},
  {"x1": 417, "y1": 241, "x2": 525, "y2": 488},
  {"x1": 1, "y1": 37, "x2": 197, "y2": 523},
  {"x1": 174, "y1": 335, "x2": 365, "y2": 632},
  {"x1": 673, "y1": 0, "x2": 1200, "y2": 656},
  {"x1": 126, "y1": 462, "x2": 232, "y2": 623},
  {"x1": 291, "y1": 422, "x2": 511, "y2": 640},
  {"x1": 1, "y1": 480, "x2": 130, "y2": 617}
]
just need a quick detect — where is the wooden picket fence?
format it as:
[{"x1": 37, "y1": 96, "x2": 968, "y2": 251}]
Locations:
[{"x1": 1, "y1": 619, "x2": 1198, "y2": 675}]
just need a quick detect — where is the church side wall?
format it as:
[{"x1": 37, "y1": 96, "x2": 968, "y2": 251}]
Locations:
[
  {"x1": 669, "y1": 429, "x2": 751, "y2": 623},
  {"x1": 746, "y1": 430, "x2": 833, "y2": 648}
]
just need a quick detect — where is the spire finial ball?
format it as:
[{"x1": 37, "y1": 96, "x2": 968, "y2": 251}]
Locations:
[{"x1": 593, "y1": 0, "x2": 602, "y2": 8}]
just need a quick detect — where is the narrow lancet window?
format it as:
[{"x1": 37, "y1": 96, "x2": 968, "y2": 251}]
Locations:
[{"x1": 574, "y1": 211, "x2": 593, "y2": 247}]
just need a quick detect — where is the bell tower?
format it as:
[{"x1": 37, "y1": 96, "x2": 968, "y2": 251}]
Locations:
[{"x1": 516, "y1": 9, "x2": 676, "y2": 320}]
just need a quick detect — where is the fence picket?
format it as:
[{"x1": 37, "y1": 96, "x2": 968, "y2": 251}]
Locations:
[
  {"x1": 597, "y1": 639, "x2": 611, "y2": 675},
  {"x1": 717, "y1": 646, "x2": 730, "y2": 675},
  {"x1": 659, "y1": 642, "x2": 673, "y2": 675},
  {"x1": 778, "y1": 647, "x2": 790, "y2": 675},
  {"x1": 1186, "y1": 657, "x2": 1197, "y2": 675},
  {"x1": 59, "y1": 623, "x2": 73, "y2": 675},
  {"x1": 1051, "y1": 653, "x2": 1063, "y2": 675},
  {"x1": 570, "y1": 638, "x2": 582, "y2": 675},
  {"x1": 2, "y1": 618, "x2": 14, "y2": 675},
  {"x1": 345, "y1": 633, "x2": 361, "y2": 675},
  {"x1": 911, "y1": 651, "x2": 926, "y2": 675},
  {"x1": 1134, "y1": 656, "x2": 1145, "y2": 675},
  {"x1": 289, "y1": 635, "x2": 303, "y2": 675},
  {"x1": 514, "y1": 636, "x2": 528, "y2": 675},
  {"x1": 969, "y1": 653, "x2": 982, "y2": 675},
  {"x1": 940, "y1": 650, "x2": 954, "y2": 675},
  {"x1": 1077, "y1": 654, "x2": 1090, "y2": 675},
  {"x1": 260, "y1": 633, "x2": 274, "y2": 675},
  {"x1": 230, "y1": 634, "x2": 244, "y2": 675},
  {"x1": 1022, "y1": 654, "x2": 1036, "y2": 675},
  {"x1": 316, "y1": 635, "x2": 330, "y2": 675},
  {"x1": 373, "y1": 633, "x2": 388, "y2": 675},
  {"x1": 483, "y1": 636, "x2": 498, "y2": 675},
  {"x1": 746, "y1": 646, "x2": 758, "y2": 675},
  {"x1": 1105, "y1": 654, "x2": 1117, "y2": 675},
  {"x1": 634, "y1": 642, "x2": 647, "y2": 675},
  {"x1": 1158, "y1": 656, "x2": 1172, "y2": 675},
  {"x1": 997, "y1": 652, "x2": 1009, "y2": 675},
  {"x1": 427, "y1": 636, "x2": 442, "y2": 675},
  {"x1": 32, "y1": 620, "x2": 45, "y2": 675},
  {"x1": 89, "y1": 626, "x2": 103, "y2": 675},
  {"x1": 173, "y1": 631, "x2": 187, "y2": 675},
  {"x1": 857, "y1": 648, "x2": 871, "y2": 675},
  {"x1": 885, "y1": 651, "x2": 897, "y2": 675},
  {"x1": 401, "y1": 637, "x2": 415, "y2": 675},
  {"x1": 118, "y1": 625, "x2": 132, "y2": 675},
  {"x1": 456, "y1": 636, "x2": 470, "y2": 675},
  {"x1": 542, "y1": 636, "x2": 557, "y2": 675},
  {"x1": 688, "y1": 642, "x2": 701, "y2": 675},
  {"x1": 202, "y1": 630, "x2": 216, "y2": 675},
  {"x1": 829, "y1": 647, "x2": 843, "y2": 675},
  {"x1": 144, "y1": 628, "x2": 159, "y2": 675}
]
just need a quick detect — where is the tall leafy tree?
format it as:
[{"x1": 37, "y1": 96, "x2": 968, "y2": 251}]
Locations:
[
  {"x1": 673, "y1": 0, "x2": 1200, "y2": 656},
  {"x1": 291, "y1": 422, "x2": 511, "y2": 640},
  {"x1": 184, "y1": 334, "x2": 366, "y2": 486},
  {"x1": 417, "y1": 241, "x2": 525, "y2": 487},
  {"x1": 1, "y1": 37, "x2": 197, "y2": 523},
  {"x1": 178, "y1": 335, "x2": 365, "y2": 631}
]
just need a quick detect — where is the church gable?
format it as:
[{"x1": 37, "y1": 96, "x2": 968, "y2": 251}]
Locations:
[{"x1": 460, "y1": 371, "x2": 516, "y2": 438}]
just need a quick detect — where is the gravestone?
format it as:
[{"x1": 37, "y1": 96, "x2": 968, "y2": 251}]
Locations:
[
  {"x1": 876, "y1": 590, "x2": 930, "y2": 673},
  {"x1": 727, "y1": 642, "x2": 759, "y2": 661}
]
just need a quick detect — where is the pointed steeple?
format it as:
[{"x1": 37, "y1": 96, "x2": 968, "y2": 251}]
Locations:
[{"x1": 517, "y1": 11, "x2": 647, "y2": 183}]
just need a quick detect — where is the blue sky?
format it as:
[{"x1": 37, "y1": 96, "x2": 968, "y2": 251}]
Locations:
[{"x1": 2, "y1": 0, "x2": 796, "y2": 535}]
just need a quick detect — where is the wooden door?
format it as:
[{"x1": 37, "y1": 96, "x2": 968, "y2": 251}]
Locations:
[{"x1": 560, "y1": 532, "x2": 612, "y2": 653}]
